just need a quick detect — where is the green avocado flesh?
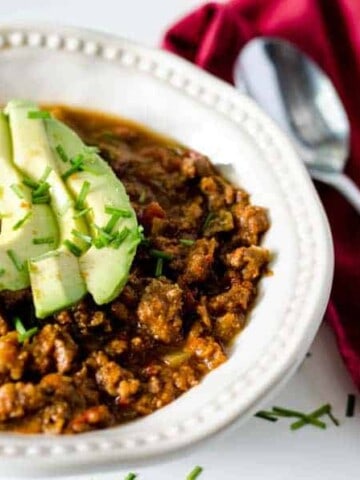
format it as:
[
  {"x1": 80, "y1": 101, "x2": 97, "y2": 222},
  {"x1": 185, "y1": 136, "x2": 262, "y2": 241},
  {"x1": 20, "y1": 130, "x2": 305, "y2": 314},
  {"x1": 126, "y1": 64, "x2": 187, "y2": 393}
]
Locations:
[
  {"x1": 0, "y1": 100, "x2": 140, "y2": 318},
  {"x1": 0, "y1": 112, "x2": 59, "y2": 292}
]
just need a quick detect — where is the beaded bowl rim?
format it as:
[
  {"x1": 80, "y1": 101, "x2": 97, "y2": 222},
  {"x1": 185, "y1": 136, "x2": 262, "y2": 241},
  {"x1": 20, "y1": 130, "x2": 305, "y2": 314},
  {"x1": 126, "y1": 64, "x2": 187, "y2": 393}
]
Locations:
[{"x1": 0, "y1": 23, "x2": 333, "y2": 474}]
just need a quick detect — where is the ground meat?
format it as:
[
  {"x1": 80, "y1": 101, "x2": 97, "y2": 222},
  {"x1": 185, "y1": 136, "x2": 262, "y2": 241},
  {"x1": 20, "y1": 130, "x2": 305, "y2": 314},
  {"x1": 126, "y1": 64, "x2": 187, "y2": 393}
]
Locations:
[
  {"x1": 31, "y1": 324, "x2": 78, "y2": 374},
  {"x1": 186, "y1": 336, "x2": 227, "y2": 371},
  {"x1": 0, "y1": 382, "x2": 44, "y2": 422},
  {"x1": 182, "y1": 238, "x2": 217, "y2": 284},
  {"x1": 224, "y1": 246, "x2": 270, "y2": 280},
  {"x1": 88, "y1": 351, "x2": 140, "y2": 405},
  {"x1": 0, "y1": 106, "x2": 270, "y2": 434},
  {"x1": 0, "y1": 333, "x2": 29, "y2": 381},
  {"x1": 137, "y1": 279, "x2": 183, "y2": 343},
  {"x1": 232, "y1": 204, "x2": 269, "y2": 245},
  {"x1": 209, "y1": 281, "x2": 255, "y2": 315},
  {"x1": 69, "y1": 405, "x2": 113, "y2": 433}
]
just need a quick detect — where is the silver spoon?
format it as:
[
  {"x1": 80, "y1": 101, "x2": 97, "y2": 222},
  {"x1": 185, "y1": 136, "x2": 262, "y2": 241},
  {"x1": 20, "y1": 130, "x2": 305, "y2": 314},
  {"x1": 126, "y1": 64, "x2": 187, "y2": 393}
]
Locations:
[{"x1": 233, "y1": 37, "x2": 360, "y2": 213}]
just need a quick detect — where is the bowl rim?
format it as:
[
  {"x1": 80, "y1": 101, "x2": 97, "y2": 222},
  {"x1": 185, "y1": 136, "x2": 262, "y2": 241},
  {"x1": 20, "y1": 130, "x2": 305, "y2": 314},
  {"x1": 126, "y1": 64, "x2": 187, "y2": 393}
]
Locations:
[{"x1": 0, "y1": 22, "x2": 334, "y2": 473}]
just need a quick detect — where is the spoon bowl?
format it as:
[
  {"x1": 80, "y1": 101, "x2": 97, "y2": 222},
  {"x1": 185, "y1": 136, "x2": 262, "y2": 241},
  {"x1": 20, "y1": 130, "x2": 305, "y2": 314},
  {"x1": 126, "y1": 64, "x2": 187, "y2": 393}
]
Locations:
[{"x1": 234, "y1": 37, "x2": 360, "y2": 213}]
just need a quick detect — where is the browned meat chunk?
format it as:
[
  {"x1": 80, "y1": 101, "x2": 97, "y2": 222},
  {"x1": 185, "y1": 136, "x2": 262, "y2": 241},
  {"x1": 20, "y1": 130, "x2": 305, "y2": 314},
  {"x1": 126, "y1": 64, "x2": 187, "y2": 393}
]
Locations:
[
  {"x1": 137, "y1": 279, "x2": 183, "y2": 343},
  {"x1": 31, "y1": 324, "x2": 78, "y2": 374},
  {"x1": 200, "y1": 176, "x2": 235, "y2": 210},
  {"x1": 88, "y1": 351, "x2": 140, "y2": 405},
  {"x1": 0, "y1": 382, "x2": 44, "y2": 421},
  {"x1": 183, "y1": 238, "x2": 217, "y2": 284},
  {"x1": 186, "y1": 335, "x2": 227, "y2": 370},
  {"x1": 0, "y1": 332, "x2": 29, "y2": 381},
  {"x1": 209, "y1": 281, "x2": 255, "y2": 315},
  {"x1": 214, "y1": 313, "x2": 245, "y2": 343},
  {"x1": 69, "y1": 405, "x2": 114, "y2": 433},
  {"x1": 224, "y1": 246, "x2": 270, "y2": 279},
  {"x1": 203, "y1": 209, "x2": 234, "y2": 237},
  {"x1": 232, "y1": 204, "x2": 269, "y2": 245}
]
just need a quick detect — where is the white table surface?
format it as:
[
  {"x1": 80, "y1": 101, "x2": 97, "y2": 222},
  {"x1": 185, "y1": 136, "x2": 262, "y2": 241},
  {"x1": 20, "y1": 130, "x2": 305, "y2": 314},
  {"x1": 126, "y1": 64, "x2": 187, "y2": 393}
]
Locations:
[{"x1": 1, "y1": 1, "x2": 359, "y2": 479}]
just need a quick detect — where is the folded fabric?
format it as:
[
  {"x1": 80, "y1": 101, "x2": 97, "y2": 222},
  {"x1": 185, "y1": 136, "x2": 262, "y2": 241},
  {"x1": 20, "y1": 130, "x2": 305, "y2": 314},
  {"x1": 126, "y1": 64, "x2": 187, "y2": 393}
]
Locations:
[{"x1": 163, "y1": 0, "x2": 360, "y2": 389}]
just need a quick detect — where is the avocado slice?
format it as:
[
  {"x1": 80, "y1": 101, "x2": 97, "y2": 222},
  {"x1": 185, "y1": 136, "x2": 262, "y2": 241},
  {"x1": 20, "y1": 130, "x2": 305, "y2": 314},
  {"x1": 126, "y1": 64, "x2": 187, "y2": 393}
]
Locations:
[
  {"x1": 5, "y1": 100, "x2": 88, "y2": 317},
  {"x1": 45, "y1": 118, "x2": 140, "y2": 304},
  {"x1": 0, "y1": 112, "x2": 58, "y2": 291}
]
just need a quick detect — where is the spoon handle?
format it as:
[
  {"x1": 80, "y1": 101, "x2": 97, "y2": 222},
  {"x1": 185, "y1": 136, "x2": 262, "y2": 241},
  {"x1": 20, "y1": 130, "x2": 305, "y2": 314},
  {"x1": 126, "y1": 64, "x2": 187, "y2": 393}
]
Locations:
[{"x1": 310, "y1": 169, "x2": 360, "y2": 214}]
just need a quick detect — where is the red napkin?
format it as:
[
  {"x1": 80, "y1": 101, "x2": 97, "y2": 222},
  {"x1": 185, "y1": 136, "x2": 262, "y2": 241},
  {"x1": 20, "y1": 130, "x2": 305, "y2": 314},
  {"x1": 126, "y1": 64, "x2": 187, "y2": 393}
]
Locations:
[{"x1": 163, "y1": 0, "x2": 360, "y2": 389}]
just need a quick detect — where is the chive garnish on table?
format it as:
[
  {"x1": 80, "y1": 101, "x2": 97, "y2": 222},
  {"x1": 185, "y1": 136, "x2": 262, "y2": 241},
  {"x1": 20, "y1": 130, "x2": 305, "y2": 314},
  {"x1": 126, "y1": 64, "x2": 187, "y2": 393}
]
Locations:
[
  {"x1": 32, "y1": 237, "x2": 56, "y2": 245},
  {"x1": 254, "y1": 411, "x2": 278, "y2": 422},
  {"x1": 187, "y1": 466, "x2": 203, "y2": 480},
  {"x1": 27, "y1": 110, "x2": 51, "y2": 119},
  {"x1": 272, "y1": 406, "x2": 326, "y2": 428},
  {"x1": 290, "y1": 404, "x2": 335, "y2": 430},
  {"x1": 75, "y1": 181, "x2": 91, "y2": 210},
  {"x1": 10, "y1": 184, "x2": 25, "y2": 199},
  {"x1": 13, "y1": 211, "x2": 32, "y2": 230},
  {"x1": 124, "y1": 473, "x2": 137, "y2": 480},
  {"x1": 6, "y1": 249, "x2": 24, "y2": 271},
  {"x1": 14, "y1": 316, "x2": 38, "y2": 343},
  {"x1": 149, "y1": 249, "x2": 173, "y2": 260},
  {"x1": 55, "y1": 144, "x2": 69, "y2": 163},
  {"x1": 63, "y1": 239, "x2": 83, "y2": 257},
  {"x1": 346, "y1": 394, "x2": 356, "y2": 417}
]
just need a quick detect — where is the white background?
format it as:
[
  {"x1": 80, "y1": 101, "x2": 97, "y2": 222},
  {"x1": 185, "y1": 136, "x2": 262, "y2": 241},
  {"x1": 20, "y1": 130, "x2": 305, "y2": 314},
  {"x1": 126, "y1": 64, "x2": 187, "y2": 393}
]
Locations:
[{"x1": 1, "y1": 1, "x2": 359, "y2": 479}]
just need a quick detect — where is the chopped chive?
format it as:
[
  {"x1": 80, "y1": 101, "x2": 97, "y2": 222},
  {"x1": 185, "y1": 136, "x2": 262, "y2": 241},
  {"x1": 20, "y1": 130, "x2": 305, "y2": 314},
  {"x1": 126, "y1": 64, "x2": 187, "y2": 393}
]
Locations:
[
  {"x1": 61, "y1": 165, "x2": 81, "y2": 181},
  {"x1": 124, "y1": 474, "x2": 137, "y2": 480},
  {"x1": 14, "y1": 316, "x2": 26, "y2": 335},
  {"x1": 10, "y1": 184, "x2": 24, "y2": 199},
  {"x1": 203, "y1": 212, "x2": 215, "y2": 230},
  {"x1": 55, "y1": 144, "x2": 69, "y2": 162},
  {"x1": 6, "y1": 250, "x2": 24, "y2": 271},
  {"x1": 31, "y1": 251, "x2": 59, "y2": 262},
  {"x1": 94, "y1": 225, "x2": 114, "y2": 241},
  {"x1": 13, "y1": 211, "x2": 32, "y2": 230},
  {"x1": 346, "y1": 394, "x2": 356, "y2": 417},
  {"x1": 75, "y1": 181, "x2": 91, "y2": 210},
  {"x1": 272, "y1": 406, "x2": 326, "y2": 429},
  {"x1": 104, "y1": 214, "x2": 121, "y2": 234},
  {"x1": 33, "y1": 181, "x2": 50, "y2": 198},
  {"x1": 187, "y1": 466, "x2": 203, "y2": 480},
  {"x1": 27, "y1": 110, "x2": 51, "y2": 119},
  {"x1": 33, "y1": 237, "x2": 55, "y2": 245},
  {"x1": 84, "y1": 145, "x2": 100, "y2": 155},
  {"x1": 149, "y1": 249, "x2": 173, "y2": 260},
  {"x1": 74, "y1": 207, "x2": 92, "y2": 219},
  {"x1": 139, "y1": 190, "x2": 146, "y2": 204},
  {"x1": 290, "y1": 404, "x2": 330, "y2": 430},
  {"x1": 32, "y1": 194, "x2": 51, "y2": 204},
  {"x1": 155, "y1": 257, "x2": 163, "y2": 277},
  {"x1": 22, "y1": 177, "x2": 39, "y2": 189},
  {"x1": 14, "y1": 316, "x2": 38, "y2": 343},
  {"x1": 255, "y1": 411, "x2": 278, "y2": 422},
  {"x1": 328, "y1": 409, "x2": 340, "y2": 426},
  {"x1": 104, "y1": 205, "x2": 132, "y2": 218},
  {"x1": 111, "y1": 227, "x2": 130, "y2": 249},
  {"x1": 0, "y1": 268, "x2": 5, "y2": 277},
  {"x1": 179, "y1": 238, "x2": 195, "y2": 246},
  {"x1": 18, "y1": 327, "x2": 38, "y2": 343},
  {"x1": 70, "y1": 154, "x2": 85, "y2": 167},
  {"x1": 40, "y1": 166, "x2": 52, "y2": 183},
  {"x1": 63, "y1": 240, "x2": 83, "y2": 257},
  {"x1": 71, "y1": 229, "x2": 92, "y2": 245}
]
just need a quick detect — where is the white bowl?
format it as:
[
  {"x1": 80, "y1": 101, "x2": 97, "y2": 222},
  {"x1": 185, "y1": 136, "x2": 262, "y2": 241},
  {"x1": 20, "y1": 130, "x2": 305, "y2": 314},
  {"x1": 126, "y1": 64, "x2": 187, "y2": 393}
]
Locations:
[{"x1": 0, "y1": 24, "x2": 333, "y2": 477}]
